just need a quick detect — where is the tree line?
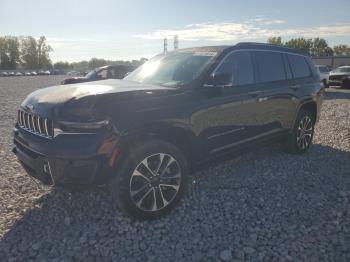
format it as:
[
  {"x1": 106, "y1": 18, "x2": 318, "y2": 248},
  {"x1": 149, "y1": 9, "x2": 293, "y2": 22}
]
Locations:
[
  {"x1": 2, "y1": 35, "x2": 350, "y2": 70},
  {"x1": 0, "y1": 36, "x2": 52, "y2": 70},
  {"x1": 267, "y1": 37, "x2": 350, "y2": 56},
  {"x1": 0, "y1": 35, "x2": 147, "y2": 71}
]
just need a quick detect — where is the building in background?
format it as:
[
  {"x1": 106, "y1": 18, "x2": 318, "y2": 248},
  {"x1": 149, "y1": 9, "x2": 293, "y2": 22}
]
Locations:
[{"x1": 313, "y1": 56, "x2": 350, "y2": 69}]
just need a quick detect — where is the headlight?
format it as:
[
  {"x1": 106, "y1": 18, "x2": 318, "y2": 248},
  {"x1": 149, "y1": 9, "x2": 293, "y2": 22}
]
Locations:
[
  {"x1": 58, "y1": 120, "x2": 110, "y2": 129},
  {"x1": 54, "y1": 119, "x2": 111, "y2": 137}
]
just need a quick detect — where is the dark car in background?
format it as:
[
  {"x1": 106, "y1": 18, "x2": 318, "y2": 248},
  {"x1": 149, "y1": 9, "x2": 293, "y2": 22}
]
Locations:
[
  {"x1": 13, "y1": 43, "x2": 323, "y2": 219},
  {"x1": 328, "y1": 66, "x2": 350, "y2": 88},
  {"x1": 61, "y1": 65, "x2": 136, "y2": 85}
]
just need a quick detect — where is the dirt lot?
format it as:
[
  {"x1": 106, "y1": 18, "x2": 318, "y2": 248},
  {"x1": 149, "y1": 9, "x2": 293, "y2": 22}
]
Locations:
[{"x1": 0, "y1": 76, "x2": 349, "y2": 262}]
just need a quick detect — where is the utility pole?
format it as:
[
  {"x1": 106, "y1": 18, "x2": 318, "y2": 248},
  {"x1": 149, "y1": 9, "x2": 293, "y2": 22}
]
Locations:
[
  {"x1": 163, "y1": 38, "x2": 168, "y2": 54},
  {"x1": 174, "y1": 35, "x2": 178, "y2": 50}
]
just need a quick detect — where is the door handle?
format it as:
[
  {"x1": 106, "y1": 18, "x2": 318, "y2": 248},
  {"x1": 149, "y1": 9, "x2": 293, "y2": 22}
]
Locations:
[
  {"x1": 247, "y1": 90, "x2": 263, "y2": 97},
  {"x1": 290, "y1": 84, "x2": 301, "y2": 91}
]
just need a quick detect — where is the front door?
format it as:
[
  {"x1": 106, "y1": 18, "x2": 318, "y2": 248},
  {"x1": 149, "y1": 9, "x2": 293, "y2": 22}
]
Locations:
[{"x1": 191, "y1": 50, "x2": 267, "y2": 155}]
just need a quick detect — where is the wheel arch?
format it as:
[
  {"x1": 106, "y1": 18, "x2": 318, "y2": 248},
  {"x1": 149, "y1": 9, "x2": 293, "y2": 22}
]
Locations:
[
  {"x1": 299, "y1": 100, "x2": 318, "y2": 122},
  {"x1": 120, "y1": 122, "x2": 198, "y2": 167}
]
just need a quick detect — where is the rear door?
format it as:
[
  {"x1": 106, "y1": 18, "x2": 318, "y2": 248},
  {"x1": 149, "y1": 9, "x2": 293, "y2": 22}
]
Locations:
[
  {"x1": 252, "y1": 50, "x2": 299, "y2": 132},
  {"x1": 286, "y1": 54, "x2": 316, "y2": 124}
]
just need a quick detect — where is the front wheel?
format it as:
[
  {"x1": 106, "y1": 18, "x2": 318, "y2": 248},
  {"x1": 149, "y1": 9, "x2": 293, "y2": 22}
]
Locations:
[
  {"x1": 284, "y1": 109, "x2": 315, "y2": 154},
  {"x1": 109, "y1": 139, "x2": 188, "y2": 220}
]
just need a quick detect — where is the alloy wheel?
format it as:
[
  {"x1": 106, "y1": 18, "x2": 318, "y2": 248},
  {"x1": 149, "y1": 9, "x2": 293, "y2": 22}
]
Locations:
[
  {"x1": 129, "y1": 153, "x2": 181, "y2": 212},
  {"x1": 296, "y1": 116, "x2": 313, "y2": 150}
]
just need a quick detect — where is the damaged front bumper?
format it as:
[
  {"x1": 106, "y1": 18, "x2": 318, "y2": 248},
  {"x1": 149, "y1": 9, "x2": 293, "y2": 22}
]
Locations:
[{"x1": 13, "y1": 126, "x2": 118, "y2": 186}]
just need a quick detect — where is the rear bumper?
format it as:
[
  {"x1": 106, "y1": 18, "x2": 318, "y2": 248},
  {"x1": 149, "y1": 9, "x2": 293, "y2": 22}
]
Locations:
[{"x1": 13, "y1": 126, "x2": 116, "y2": 186}]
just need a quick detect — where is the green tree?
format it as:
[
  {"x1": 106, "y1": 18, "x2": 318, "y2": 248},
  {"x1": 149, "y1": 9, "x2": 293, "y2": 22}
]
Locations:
[
  {"x1": 20, "y1": 36, "x2": 38, "y2": 68},
  {"x1": 311, "y1": 38, "x2": 333, "y2": 57},
  {"x1": 37, "y1": 36, "x2": 53, "y2": 68},
  {"x1": 53, "y1": 61, "x2": 72, "y2": 70},
  {"x1": 284, "y1": 38, "x2": 313, "y2": 54},
  {"x1": 267, "y1": 36, "x2": 283, "y2": 46},
  {"x1": 20, "y1": 36, "x2": 52, "y2": 69},
  {"x1": 88, "y1": 58, "x2": 108, "y2": 69},
  {"x1": 333, "y1": 44, "x2": 350, "y2": 56},
  {"x1": 0, "y1": 36, "x2": 20, "y2": 69}
]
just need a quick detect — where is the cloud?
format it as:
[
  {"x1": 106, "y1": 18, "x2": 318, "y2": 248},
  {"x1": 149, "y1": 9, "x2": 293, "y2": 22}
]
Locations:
[{"x1": 134, "y1": 20, "x2": 350, "y2": 42}]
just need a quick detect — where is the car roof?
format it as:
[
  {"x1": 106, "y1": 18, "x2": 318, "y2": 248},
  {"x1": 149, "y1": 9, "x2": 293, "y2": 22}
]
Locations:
[{"x1": 172, "y1": 42, "x2": 308, "y2": 56}]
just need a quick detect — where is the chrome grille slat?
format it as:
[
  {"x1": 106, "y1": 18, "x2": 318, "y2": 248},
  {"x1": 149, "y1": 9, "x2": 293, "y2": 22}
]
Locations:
[
  {"x1": 37, "y1": 116, "x2": 42, "y2": 133},
  {"x1": 25, "y1": 113, "x2": 29, "y2": 129},
  {"x1": 19, "y1": 111, "x2": 22, "y2": 126},
  {"x1": 21, "y1": 111, "x2": 24, "y2": 127},
  {"x1": 32, "y1": 116, "x2": 37, "y2": 133},
  {"x1": 29, "y1": 114, "x2": 33, "y2": 130},
  {"x1": 17, "y1": 110, "x2": 53, "y2": 139},
  {"x1": 44, "y1": 119, "x2": 49, "y2": 136}
]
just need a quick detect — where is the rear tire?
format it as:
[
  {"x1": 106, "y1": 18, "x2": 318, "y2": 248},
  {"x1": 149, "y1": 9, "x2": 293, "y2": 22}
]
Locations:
[
  {"x1": 109, "y1": 139, "x2": 188, "y2": 220},
  {"x1": 284, "y1": 109, "x2": 315, "y2": 154}
]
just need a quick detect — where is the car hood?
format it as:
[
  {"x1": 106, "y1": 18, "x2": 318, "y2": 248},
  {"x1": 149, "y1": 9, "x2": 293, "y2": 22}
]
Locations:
[
  {"x1": 20, "y1": 79, "x2": 175, "y2": 118},
  {"x1": 329, "y1": 72, "x2": 350, "y2": 76},
  {"x1": 23, "y1": 79, "x2": 172, "y2": 104}
]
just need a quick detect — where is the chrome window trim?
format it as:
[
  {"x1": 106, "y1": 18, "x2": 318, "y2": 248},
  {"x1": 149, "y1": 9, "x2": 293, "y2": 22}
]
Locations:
[{"x1": 210, "y1": 48, "x2": 309, "y2": 80}]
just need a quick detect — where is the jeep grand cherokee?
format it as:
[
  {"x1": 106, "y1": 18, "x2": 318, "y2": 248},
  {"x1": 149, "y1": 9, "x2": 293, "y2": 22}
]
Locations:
[{"x1": 13, "y1": 43, "x2": 323, "y2": 219}]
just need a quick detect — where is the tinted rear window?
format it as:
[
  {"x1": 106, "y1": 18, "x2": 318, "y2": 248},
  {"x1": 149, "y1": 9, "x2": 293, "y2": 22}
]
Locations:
[
  {"x1": 255, "y1": 51, "x2": 286, "y2": 83},
  {"x1": 288, "y1": 54, "x2": 311, "y2": 78}
]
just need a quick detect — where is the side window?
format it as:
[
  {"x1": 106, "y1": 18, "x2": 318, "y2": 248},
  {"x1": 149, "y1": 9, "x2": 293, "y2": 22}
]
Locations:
[
  {"x1": 96, "y1": 69, "x2": 108, "y2": 80},
  {"x1": 255, "y1": 51, "x2": 286, "y2": 83},
  {"x1": 287, "y1": 54, "x2": 311, "y2": 78},
  {"x1": 107, "y1": 68, "x2": 115, "y2": 78},
  {"x1": 215, "y1": 51, "x2": 254, "y2": 86}
]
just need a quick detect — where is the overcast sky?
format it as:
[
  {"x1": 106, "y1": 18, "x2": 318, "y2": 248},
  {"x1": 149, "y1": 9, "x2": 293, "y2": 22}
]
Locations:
[{"x1": 1, "y1": 0, "x2": 350, "y2": 62}]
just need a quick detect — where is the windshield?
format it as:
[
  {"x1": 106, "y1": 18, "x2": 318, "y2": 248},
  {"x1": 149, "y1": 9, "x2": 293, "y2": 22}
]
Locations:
[
  {"x1": 85, "y1": 69, "x2": 98, "y2": 78},
  {"x1": 333, "y1": 67, "x2": 350, "y2": 73},
  {"x1": 124, "y1": 51, "x2": 217, "y2": 87}
]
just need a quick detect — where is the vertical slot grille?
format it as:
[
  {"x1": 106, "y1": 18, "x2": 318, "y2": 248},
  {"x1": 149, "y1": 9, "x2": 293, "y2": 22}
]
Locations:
[{"x1": 17, "y1": 110, "x2": 53, "y2": 138}]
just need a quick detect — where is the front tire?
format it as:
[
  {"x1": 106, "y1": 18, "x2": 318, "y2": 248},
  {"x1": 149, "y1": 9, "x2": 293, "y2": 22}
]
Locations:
[
  {"x1": 109, "y1": 139, "x2": 188, "y2": 220},
  {"x1": 284, "y1": 109, "x2": 315, "y2": 154}
]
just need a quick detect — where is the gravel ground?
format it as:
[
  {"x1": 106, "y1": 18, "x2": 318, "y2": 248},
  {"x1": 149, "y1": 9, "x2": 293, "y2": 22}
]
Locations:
[{"x1": 0, "y1": 76, "x2": 349, "y2": 262}]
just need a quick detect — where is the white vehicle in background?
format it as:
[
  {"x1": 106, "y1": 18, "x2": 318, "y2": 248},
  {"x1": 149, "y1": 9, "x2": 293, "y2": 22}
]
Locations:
[
  {"x1": 315, "y1": 65, "x2": 330, "y2": 88},
  {"x1": 67, "y1": 71, "x2": 80, "y2": 76}
]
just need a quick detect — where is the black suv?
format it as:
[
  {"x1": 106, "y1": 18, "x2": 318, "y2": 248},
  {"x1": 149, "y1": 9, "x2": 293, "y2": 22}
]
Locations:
[
  {"x1": 13, "y1": 43, "x2": 323, "y2": 219},
  {"x1": 61, "y1": 65, "x2": 136, "y2": 85}
]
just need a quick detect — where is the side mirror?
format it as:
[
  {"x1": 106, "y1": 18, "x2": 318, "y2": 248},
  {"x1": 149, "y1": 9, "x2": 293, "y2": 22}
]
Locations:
[{"x1": 207, "y1": 72, "x2": 233, "y2": 87}]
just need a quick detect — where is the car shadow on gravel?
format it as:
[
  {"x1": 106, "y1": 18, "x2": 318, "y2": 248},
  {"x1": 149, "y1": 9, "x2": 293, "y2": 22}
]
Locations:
[{"x1": 1, "y1": 144, "x2": 349, "y2": 261}]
